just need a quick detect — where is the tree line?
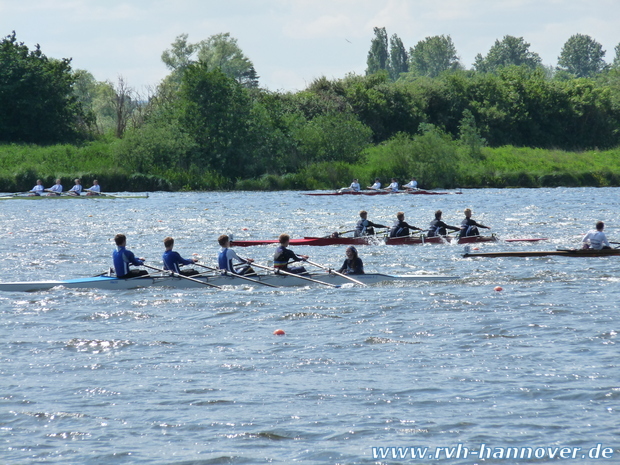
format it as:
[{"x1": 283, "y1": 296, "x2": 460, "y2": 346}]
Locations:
[{"x1": 2, "y1": 29, "x2": 620, "y2": 190}]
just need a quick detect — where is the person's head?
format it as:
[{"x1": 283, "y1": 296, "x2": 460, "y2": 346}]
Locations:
[
  {"x1": 74, "y1": 178, "x2": 81, "y2": 184},
  {"x1": 93, "y1": 180, "x2": 99, "y2": 185},
  {"x1": 345, "y1": 246, "x2": 358, "y2": 260},
  {"x1": 163, "y1": 236, "x2": 174, "y2": 249},
  {"x1": 435, "y1": 210, "x2": 442, "y2": 220},
  {"x1": 218, "y1": 234, "x2": 230, "y2": 247},
  {"x1": 279, "y1": 233, "x2": 290, "y2": 245},
  {"x1": 375, "y1": 178, "x2": 380, "y2": 182},
  {"x1": 114, "y1": 233, "x2": 127, "y2": 246},
  {"x1": 391, "y1": 178, "x2": 396, "y2": 182},
  {"x1": 397, "y1": 211, "x2": 405, "y2": 220},
  {"x1": 353, "y1": 178, "x2": 358, "y2": 182},
  {"x1": 596, "y1": 221, "x2": 605, "y2": 231},
  {"x1": 359, "y1": 210, "x2": 368, "y2": 219},
  {"x1": 464, "y1": 208, "x2": 472, "y2": 218},
  {"x1": 55, "y1": 178, "x2": 61, "y2": 184},
  {"x1": 36, "y1": 179, "x2": 42, "y2": 185}
]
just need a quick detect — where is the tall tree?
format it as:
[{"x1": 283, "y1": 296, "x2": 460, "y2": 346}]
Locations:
[
  {"x1": 612, "y1": 43, "x2": 620, "y2": 70},
  {"x1": 0, "y1": 31, "x2": 83, "y2": 143},
  {"x1": 474, "y1": 35, "x2": 542, "y2": 73},
  {"x1": 557, "y1": 34, "x2": 607, "y2": 77},
  {"x1": 366, "y1": 27, "x2": 388, "y2": 75},
  {"x1": 387, "y1": 34, "x2": 408, "y2": 81},
  {"x1": 409, "y1": 35, "x2": 460, "y2": 77}
]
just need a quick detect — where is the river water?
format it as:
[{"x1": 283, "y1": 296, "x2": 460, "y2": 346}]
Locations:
[{"x1": 1, "y1": 189, "x2": 618, "y2": 464}]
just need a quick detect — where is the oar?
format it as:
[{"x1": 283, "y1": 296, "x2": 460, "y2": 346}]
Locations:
[
  {"x1": 304, "y1": 259, "x2": 367, "y2": 286},
  {"x1": 142, "y1": 264, "x2": 221, "y2": 289},
  {"x1": 193, "y1": 263, "x2": 278, "y2": 288},
  {"x1": 250, "y1": 261, "x2": 341, "y2": 288},
  {"x1": 323, "y1": 229, "x2": 356, "y2": 238}
]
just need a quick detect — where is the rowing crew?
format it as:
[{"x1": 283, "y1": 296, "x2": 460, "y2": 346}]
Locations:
[
  {"x1": 29, "y1": 178, "x2": 101, "y2": 196},
  {"x1": 352, "y1": 208, "x2": 491, "y2": 239},
  {"x1": 112, "y1": 233, "x2": 366, "y2": 280},
  {"x1": 339, "y1": 177, "x2": 419, "y2": 193}
]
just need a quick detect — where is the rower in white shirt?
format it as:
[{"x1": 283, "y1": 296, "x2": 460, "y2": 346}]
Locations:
[
  {"x1": 86, "y1": 180, "x2": 101, "y2": 196},
  {"x1": 403, "y1": 177, "x2": 418, "y2": 190},
  {"x1": 384, "y1": 178, "x2": 399, "y2": 192},
  {"x1": 45, "y1": 179, "x2": 63, "y2": 196},
  {"x1": 29, "y1": 179, "x2": 45, "y2": 196},
  {"x1": 367, "y1": 178, "x2": 381, "y2": 190},
  {"x1": 67, "y1": 179, "x2": 83, "y2": 196},
  {"x1": 339, "y1": 178, "x2": 361, "y2": 193},
  {"x1": 582, "y1": 221, "x2": 611, "y2": 250}
]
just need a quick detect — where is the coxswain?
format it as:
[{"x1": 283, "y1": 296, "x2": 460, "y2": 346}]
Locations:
[
  {"x1": 427, "y1": 210, "x2": 460, "y2": 237},
  {"x1": 337, "y1": 246, "x2": 365, "y2": 275},
  {"x1": 460, "y1": 208, "x2": 491, "y2": 238},
  {"x1": 273, "y1": 233, "x2": 308, "y2": 274},
  {"x1": 582, "y1": 221, "x2": 611, "y2": 250},
  {"x1": 29, "y1": 179, "x2": 45, "y2": 196},
  {"x1": 45, "y1": 178, "x2": 63, "y2": 196},
  {"x1": 389, "y1": 212, "x2": 422, "y2": 238},
  {"x1": 354, "y1": 210, "x2": 387, "y2": 237},
  {"x1": 367, "y1": 178, "x2": 381, "y2": 190},
  {"x1": 112, "y1": 234, "x2": 148, "y2": 279},
  {"x1": 67, "y1": 178, "x2": 82, "y2": 196},
  {"x1": 163, "y1": 236, "x2": 199, "y2": 276},
  {"x1": 218, "y1": 234, "x2": 255, "y2": 275},
  {"x1": 86, "y1": 180, "x2": 101, "y2": 196}
]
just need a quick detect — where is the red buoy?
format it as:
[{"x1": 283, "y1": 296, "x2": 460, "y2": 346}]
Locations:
[{"x1": 273, "y1": 329, "x2": 286, "y2": 336}]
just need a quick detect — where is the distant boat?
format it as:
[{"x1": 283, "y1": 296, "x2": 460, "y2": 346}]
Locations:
[{"x1": 0, "y1": 193, "x2": 149, "y2": 200}]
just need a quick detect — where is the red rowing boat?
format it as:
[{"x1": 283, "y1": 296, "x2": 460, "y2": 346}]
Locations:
[{"x1": 229, "y1": 234, "x2": 545, "y2": 247}]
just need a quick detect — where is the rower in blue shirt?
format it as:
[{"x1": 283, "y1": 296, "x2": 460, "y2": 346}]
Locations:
[
  {"x1": 112, "y1": 234, "x2": 148, "y2": 279},
  {"x1": 163, "y1": 236, "x2": 199, "y2": 276},
  {"x1": 460, "y1": 208, "x2": 491, "y2": 237},
  {"x1": 218, "y1": 234, "x2": 255, "y2": 275}
]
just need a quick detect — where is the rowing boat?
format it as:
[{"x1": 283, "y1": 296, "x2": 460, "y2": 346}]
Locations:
[
  {"x1": 230, "y1": 234, "x2": 545, "y2": 247},
  {"x1": 0, "y1": 272, "x2": 460, "y2": 292},
  {"x1": 463, "y1": 248, "x2": 620, "y2": 258},
  {"x1": 303, "y1": 189, "x2": 458, "y2": 196},
  {"x1": 0, "y1": 193, "x2": 149, "y2": 200}
]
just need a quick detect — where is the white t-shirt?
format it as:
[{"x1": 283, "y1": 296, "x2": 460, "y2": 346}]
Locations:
[
  {"x1": 387, "y1": 182, "x2": 399, "y2": 192},
  {"x1": 404, "y1": 180, "x2": 418, "y2": 189},
  {"x1": 350, "y1": 182, "x2": 361, "y2": 192},
  {"x1": 369, "y1": 181, "x2": 381, "y2": 189},
  {"x1": 582, "y1": 230, "x2": 610, "y2": 249}
]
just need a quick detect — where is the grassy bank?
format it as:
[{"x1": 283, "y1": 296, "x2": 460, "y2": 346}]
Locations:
[{"x1": 1, "y1": 141, "x2": 620, "y2": 192}]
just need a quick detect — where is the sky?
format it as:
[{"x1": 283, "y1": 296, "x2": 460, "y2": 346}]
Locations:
[{"x1": 2, "y1": 0, "x2": 620, "y2": 93}]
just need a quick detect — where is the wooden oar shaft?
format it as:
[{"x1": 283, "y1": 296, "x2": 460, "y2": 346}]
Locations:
[
  {"x1": 142, "y1": 264, "x2": 221, "y2": 289},
  {"x1": 304, "y1": 259, "x2": 366, "y2": 286},
  {"x1": 250, "y1": 262, "x2": 340, "y2": 288},
  {"x1": 193, "y1": 263, "x2": 278, "y2": 288}
]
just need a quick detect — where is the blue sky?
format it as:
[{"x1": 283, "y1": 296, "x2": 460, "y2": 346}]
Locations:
[{"x1": 2, "y1": 0, "x2": 619, "y2": 92}]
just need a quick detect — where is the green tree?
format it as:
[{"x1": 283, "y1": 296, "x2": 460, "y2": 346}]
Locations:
[
  {"x1": 458, "y1": 109, "x2": 486, "y2": 158},
  {"x1": 0, "y1": 31, "x2": 83, "y2": 143},
  {"x1": 409, "y1": 35, "x2": 461, "y2": 77},
  {"x1": 474, "y1": 35, "x2": 542, "y2": 73},
  {"x1": 612, "y1": 43, "x2": 620, "y2": 70},
  {"x1": 557, "y1": 34, "x2": 607, "y2": 77},
  {"x1": 366, "y1": 27, "x2": 388, "y2": 75},
  {"x1": 388, "y1": 34, "x2": 408, "y2": 81}
]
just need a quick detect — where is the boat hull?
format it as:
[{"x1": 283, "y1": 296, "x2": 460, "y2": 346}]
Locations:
[
  {"x1": 463, "y1": 248, "x2": 620, "y2": 258},
  {"x1": 0, "y1": 194, "x2": 148, "y2": 200},
  {"x1": 303, "y1": 189, "x2": 456, "y2": 196},
  {"x1": 231, "y1": 235, "x2": 500, "y2": 247},
  {"x1": 0, "y1": 273, "x2": 460, "y2": 292}
]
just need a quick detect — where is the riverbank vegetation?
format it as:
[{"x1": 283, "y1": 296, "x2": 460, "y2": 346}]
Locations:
[{"x1": 2, "y1": 30, "x2": 620, "y2": 191}]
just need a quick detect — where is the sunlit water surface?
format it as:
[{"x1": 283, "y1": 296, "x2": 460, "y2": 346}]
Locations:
[{"x1": 1, "y1": 189, "x2": 619, "y2": 464}]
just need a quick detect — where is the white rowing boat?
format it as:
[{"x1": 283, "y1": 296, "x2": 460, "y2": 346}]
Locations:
[
  {"x1": 0, "y1": 193, "x2": 149, "y2": 200},
  {"x1": 0, "y1": 272, "x2": 460, "y2": 292}
]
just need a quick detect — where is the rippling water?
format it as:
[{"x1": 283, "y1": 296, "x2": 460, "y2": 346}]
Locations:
[{"x1": 1, "y1": 189, "x2": 619, "y2": 464}]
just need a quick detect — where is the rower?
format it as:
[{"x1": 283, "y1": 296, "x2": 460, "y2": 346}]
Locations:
[
  {"x1": 67, "y1": 178, "x2": 82, "y2": 196},
  {"x1": 460, "y1": 208, "x2": 491, "y2": 238},
  {"x1": 582, "y1": 221, "x2": 611, "y2": 250},
  {"x1": 163, "y1": 236, "x2": 199, "y2": 276},
  {"x1": 389, "y1": 212, "x2": 422, "y2": 238},
  {"x1": 354, "y1": 210, "x2": 387, "y2": 237},
  {"x1": 274, "y1": 233, "x2": 308, "y2": 274},
  {"x1": 218, "y1": 234, "x2": 255, "y2": 275},
  {"x1": 29, "y1": 179, "x2": 45, "y2": 196},
  {"x1": 403, "y1": 177, "x2": 418, "y2": 190},
  {"x1": 337, "y1": 246, "x2": 365, "y2": 275},
  {"x1": 367, "y1": 178, "x2": 381, "y2": 190},
  {"x1": 86, "y1": 180, "x2": 101, "y2": 196},
  {"x1": 384, "y1": 178, "x2": 399, "y2": 192},
  {"x1": 112, "y1": 234, "x2": 148, "y2": 279},
  {"x1": 45, "y1": 178, "x2": 63, "y2": 196},
  {"x1": 339, "y1": 178, "x2": 361, "y2": 193},
  {"x1": 427, "y1": 210, "x2": 459, "y2": 237}
]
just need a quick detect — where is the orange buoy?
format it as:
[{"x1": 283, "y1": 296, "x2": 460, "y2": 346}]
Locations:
[
  {"x1": 273, "y1": 329, "x2": 286, "y2": 336},
  {"x1": 242, "y1": 227, "x2": 249, "y2": 231},
  {"x1": 494, "y1": 286, "x2": 503, "y2": 292}
]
